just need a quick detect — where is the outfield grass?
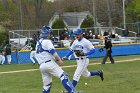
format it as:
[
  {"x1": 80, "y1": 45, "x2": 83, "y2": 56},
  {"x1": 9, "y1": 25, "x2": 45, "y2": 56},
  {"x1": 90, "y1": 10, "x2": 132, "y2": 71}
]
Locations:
[{"x1": 0, "y1": 55, "x2": 140, "y2": 93}]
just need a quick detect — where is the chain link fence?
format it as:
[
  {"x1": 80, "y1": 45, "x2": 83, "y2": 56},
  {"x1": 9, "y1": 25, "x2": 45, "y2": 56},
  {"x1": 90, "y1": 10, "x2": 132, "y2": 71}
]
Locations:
[{"x1": 10, "y1": 44, "x2": 140, "y2": 64}]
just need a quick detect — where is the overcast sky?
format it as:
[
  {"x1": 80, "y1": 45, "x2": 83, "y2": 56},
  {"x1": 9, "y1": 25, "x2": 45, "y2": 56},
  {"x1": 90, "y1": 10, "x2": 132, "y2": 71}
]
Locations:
[{"x1": 48, "y1": 0, "x2": 55, "y2": 2}]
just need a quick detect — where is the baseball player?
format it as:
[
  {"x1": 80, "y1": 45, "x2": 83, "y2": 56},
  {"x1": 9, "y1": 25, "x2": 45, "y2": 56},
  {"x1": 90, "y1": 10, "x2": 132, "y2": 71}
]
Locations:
[
  {"x1": 0, "y1": 49, "x2": 5, "y2": 65},
  {"x1": 30, "y1": 37, "x2": 37, "y2": 65},
  {"x1": 4, "y1": 44, "x2": 11, "y2": 64},
  {"x1": 62, "y1": 28, "x2": 104, "y2": 87},
  {"x1": 35, "y1": 25, "x2": 77, "y2": 93}
]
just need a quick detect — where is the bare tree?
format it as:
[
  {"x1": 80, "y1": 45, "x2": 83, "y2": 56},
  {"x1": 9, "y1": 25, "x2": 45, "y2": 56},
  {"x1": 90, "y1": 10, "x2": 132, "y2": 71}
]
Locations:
[{"x1": 35, "y1": 0, "x2": 43, "y2": 28}]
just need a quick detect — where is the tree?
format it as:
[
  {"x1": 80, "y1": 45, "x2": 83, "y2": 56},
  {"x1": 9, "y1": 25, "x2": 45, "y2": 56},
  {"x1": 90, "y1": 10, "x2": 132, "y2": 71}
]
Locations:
[
  {"x1": 51, "y1": 18, "x2": 66, "y2": 36},
  {"x1": 126, "y1": 0, "x2": 139, "y2": 22},
  {"x1": 0, "y1": 25, "x2": 8, "y2": 46},
  {"x1": 80, "y1": 16, "x2": 94, "y2": 28},
  {"x1": 34, "y1": 0, "x2": 43, "y2": 28}
]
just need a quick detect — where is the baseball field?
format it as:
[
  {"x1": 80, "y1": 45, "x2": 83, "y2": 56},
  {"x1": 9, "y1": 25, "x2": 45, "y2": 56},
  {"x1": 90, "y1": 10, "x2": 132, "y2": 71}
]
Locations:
[{"x1": 0, "y1": 55, "x2": 140, "y2": 93}]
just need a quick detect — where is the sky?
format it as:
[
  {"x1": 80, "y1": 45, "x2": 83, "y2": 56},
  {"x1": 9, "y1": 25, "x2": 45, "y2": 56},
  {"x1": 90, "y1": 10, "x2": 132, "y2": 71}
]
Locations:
[{"x1": 48, "y1": 0, "x2": 55, "y2": 2}]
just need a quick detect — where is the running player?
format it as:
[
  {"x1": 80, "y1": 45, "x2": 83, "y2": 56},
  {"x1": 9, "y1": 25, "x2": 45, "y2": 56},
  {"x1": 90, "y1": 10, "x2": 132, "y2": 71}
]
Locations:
[
  {"x1": 62, "y1": 28, "x2": 104, "y2": 87},
  {"x1": 4, "y1": 44, "x2": 11, "y2": 64}
]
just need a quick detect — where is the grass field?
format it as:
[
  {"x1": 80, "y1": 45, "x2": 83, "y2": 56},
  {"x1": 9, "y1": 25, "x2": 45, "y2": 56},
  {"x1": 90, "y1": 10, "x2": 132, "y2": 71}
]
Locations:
[{"x1": 0, "y1": 55, "x2": 140, "y2": 93}]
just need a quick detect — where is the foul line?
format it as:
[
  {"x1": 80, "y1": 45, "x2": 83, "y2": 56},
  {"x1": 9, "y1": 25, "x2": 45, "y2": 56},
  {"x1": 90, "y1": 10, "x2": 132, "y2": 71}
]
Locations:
[{"x1": 0, "y1": 58, "x2": 140, "y2": 74}]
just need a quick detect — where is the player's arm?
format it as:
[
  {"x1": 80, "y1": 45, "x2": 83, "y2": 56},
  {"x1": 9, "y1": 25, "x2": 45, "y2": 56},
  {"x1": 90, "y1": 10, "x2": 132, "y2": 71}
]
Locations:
[
  {"x1": 85, "y1": 48, "x2": 95, "y2": 56},
  {"x1": 54, "y1": 52, "x2": 63, "y2": 64},
  {"x1": 49, "y1": 49, "x2": 63, "y2": 64},
  {"x1": 62, "y1": 42, "x2": 75, "y2": 61},
  {"x1": 85, "y1": 40, "x2": 96, "y2": 56},
  {"x1": 62, "y1": 49, "x2": 74, "y2": 61},
  {"x1": 47, "y1": 40, "x2": 63, "y2": 63}
]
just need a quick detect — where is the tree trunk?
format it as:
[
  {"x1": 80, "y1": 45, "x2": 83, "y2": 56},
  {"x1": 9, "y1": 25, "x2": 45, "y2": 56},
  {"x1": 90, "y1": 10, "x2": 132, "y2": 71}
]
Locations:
[{"x1": 35, "y1": 0, "x2": 43, "y2": 28}]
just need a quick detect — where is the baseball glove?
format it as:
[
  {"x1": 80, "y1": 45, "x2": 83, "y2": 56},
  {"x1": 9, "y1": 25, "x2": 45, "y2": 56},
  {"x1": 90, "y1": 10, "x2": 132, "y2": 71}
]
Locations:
[{"x1": 74, "y1": 50, "x2": 85, "y2": 57}]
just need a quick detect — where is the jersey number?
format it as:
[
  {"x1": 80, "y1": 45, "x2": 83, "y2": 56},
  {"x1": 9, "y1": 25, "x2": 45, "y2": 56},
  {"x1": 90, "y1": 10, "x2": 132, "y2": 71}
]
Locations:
[{"x1": 36, "y1": 45, "x2": 42, "y2": 53}]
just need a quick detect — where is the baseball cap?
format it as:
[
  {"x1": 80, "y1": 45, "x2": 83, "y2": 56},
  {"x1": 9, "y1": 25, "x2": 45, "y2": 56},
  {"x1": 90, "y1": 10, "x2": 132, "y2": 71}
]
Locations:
[
  {"x1": 74, "y1": 29, "x2": 83, "y2": 35},
  {"x1": 40, "y1": 25, "x2": 52, "y2": 37}
]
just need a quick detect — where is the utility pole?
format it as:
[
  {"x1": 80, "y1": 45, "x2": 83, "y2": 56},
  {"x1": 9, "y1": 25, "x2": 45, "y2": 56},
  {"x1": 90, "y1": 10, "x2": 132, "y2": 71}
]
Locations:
[
  {"x1": 123, "y1": 0, "x2": 126, "y2": 29},
  {"x1": 106, "y1": 0, "x2": 112, "y2": 27},
  {"x1": 92, "y1": 0, "x2": 96, "y2": 27},
  {"x1": 19, "y1": 0, "x2": 23, "y2": 30},
  {"x1": 92, "y1": 0, "x2": 99, "y2": 34}
]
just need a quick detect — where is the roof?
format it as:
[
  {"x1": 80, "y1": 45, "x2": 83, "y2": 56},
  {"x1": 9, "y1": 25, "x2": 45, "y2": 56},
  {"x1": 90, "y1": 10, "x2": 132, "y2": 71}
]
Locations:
[{"x1": 49, "y1": 11, "x2": 93, "y2": 29}]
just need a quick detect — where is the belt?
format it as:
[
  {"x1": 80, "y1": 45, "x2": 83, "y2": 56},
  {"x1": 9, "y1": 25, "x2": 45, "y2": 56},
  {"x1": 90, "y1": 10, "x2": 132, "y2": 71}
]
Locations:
[
  {"x1": 40, "y1": 60, "x2": 51, "y2": 65},
  {"x1": 76, "y1": 57, "x2": 88, "y2": 60},
  {"x1": 45, "y1": 60, "x2": 51, "y2": 63}
]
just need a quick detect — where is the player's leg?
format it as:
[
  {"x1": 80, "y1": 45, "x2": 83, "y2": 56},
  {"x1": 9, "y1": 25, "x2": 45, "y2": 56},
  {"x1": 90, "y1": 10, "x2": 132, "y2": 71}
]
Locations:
[
  {"x1": 101, "y1": 51, "x2": 108, "y2": 64},
  {"x1": 40, "y1": 60, "x2": 76, "y2": 93},
  {"x1": 82, "y1": 58, "x2": 104, "y2": 81},
  {"x1": 30, "y1": 51, "x2": 36, "y2": 64},
  {"x1": 48, "y1": 61, "x2": 77, "y2": 93},
  {"x1": 0, "y1": 55, "x2": 2, "y2": 64},
  {"x1": 81, "y1": 58, "x2": 99, "y2": 77},
  {"x1": 40, "y1": 65, "x2": 52, "y2": 93},
  {"x1": 72, "y1": 59, "x2": 89, "y2": 87},
  {"x1": 42, "y1": 74, "x2": 52, "y2": 93},
  {"x1": 108, "y1": 53, "x2": 114, "y2": 64},
  {"x1": 7, "y1": 55, "x2": 11, "y2": 64},
  {"x1": 82, "y1": 69, "x2": 104, "y2": 81},
  {"x1": 60, "y1": 72, "x2": 77, "y2": 93},
  {"x1": 1, "y1": 55, "x2": 5, "y2": 65}
]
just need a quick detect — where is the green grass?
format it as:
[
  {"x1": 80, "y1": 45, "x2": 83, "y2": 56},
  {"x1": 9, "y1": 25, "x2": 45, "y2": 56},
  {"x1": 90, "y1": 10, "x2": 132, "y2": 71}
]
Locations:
[{"x1": 0, "y1": 55, "x2": 140, "y2": 93}]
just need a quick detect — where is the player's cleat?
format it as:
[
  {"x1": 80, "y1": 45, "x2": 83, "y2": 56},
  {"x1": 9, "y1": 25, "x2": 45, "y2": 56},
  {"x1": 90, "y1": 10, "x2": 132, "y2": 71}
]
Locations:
[{"x1": 98, "y1": 70, "x2": 104, "y2": 81}]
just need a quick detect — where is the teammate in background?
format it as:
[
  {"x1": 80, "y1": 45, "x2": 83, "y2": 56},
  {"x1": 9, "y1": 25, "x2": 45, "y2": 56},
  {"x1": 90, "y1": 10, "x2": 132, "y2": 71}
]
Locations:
[
  {"x1": 4, "y1": 44, "x2": 11, "y2": 64},
  {"x1": 30, "y1": 36, "x2": 37, "y2": 65},
  {"x1": 62, "y1": 28, "x2": 104, "y2": 88},
  {"x1": 101, "y1": 36, "x2": 114, "y2": 64},
  {"x1": 35, "y1": 25, "x2": 77, "y2": 93},
  {"x1": 0, "y1": 49, "x2": 5, "y2": 65}
]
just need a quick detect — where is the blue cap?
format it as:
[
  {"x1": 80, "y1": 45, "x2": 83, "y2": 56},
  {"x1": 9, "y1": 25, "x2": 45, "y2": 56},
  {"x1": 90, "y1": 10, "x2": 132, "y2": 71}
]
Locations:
[
  {"x1": 40, "y1": 25, "x2": 52, "y2": 37},
  {"x1": 74, "y1": 29, "x2": 83, "y2": 35}
]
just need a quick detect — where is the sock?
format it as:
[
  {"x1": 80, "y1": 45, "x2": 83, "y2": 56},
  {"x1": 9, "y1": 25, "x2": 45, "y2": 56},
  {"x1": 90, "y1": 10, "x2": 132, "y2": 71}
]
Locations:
[
  {"x1": 90, "y1": 72, "x2": 100, "y2": 76},
  {"x1": 61, "y1": 73, "x2": 76, "y2": 93},
  {"x1": 72, "y1": 80, "x2": 78, "y2": 87}
]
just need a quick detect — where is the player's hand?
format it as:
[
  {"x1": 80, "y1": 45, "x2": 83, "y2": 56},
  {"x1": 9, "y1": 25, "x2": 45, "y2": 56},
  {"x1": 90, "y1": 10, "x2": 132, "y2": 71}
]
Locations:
[
  {"x1": 59, "y1": 60, "x2": 64, "y2": 65},
  {"x1": 62, "y1": 56, "x2": 66, "y2": 61}
]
